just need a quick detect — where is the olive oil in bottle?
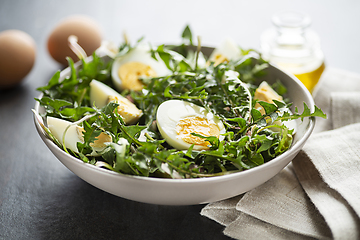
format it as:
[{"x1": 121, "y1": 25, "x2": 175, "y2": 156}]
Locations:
[{"x1": 260, "y1": 12, "x2": 325, "y2": 93}]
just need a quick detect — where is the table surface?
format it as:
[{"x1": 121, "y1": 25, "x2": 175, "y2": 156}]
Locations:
[{"x1": 1, "y1": 0, "x2": 359, "y2": 239}]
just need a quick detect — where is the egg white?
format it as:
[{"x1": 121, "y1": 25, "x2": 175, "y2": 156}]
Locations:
[
  {"x1": 111, "y1": 44, "x2": 171, "y2": 91},
  {"x1": 89, "y1": 79, "x2": 142, "y2": 124},
  {"x1": 156, "y1": 100, "x2": 225, "y2": 150},
  {"x1": 47, "y1": 116, "x2": 111, "y2": 156}
]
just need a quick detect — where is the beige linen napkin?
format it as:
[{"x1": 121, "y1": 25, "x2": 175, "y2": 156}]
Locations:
[
  {"x1": 201, "y1": 68, "x2": 360, "y2": 239},
  {"x1": 312, "y1": 68, "x2": 360, "y2": 133}
]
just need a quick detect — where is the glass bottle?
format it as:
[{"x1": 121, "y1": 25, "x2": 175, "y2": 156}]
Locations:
[{"x1": 260, "y1": 12, "x2": 325, "y2": 93}]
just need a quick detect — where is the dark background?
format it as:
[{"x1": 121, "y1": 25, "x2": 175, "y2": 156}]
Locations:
[{"x1": 1, "y1": 0, "x2": 359, "y2": 239}]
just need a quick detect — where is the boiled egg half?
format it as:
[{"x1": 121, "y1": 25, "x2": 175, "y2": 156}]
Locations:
[
  {"x1": 156, "y1": 100, "x2": 225, "y2": 151},
  {"x1": 47, "y1": 116, "x2": 112, "y2": 156},
  {"x1": 254, "y1": 81, "x2": 283, "y2": 115},
  {"x1": 89, "y1": 80, "x2": 143, "y2": 124},
  {"x1": 111, "y1": 44, "x2": 170, "y2": 91},
  {"x1": 254, "y1": 81, "x2": 297, "y2": 132},
  {"x1": 209, "y1": 38, "x2": 242, "y2": 66}
]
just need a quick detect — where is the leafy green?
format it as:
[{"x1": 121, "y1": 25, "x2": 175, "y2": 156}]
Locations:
[
  {"x1": 182, "y1": 25, "x2": 193, "y2": 45},
  {"x1": 36, "y1": 53, "x2": 112, "y2": 121}
]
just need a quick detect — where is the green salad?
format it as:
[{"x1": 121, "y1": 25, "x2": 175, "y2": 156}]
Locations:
[{"x1": 35, "y1": 26, "x2": 326, "y2": 179}]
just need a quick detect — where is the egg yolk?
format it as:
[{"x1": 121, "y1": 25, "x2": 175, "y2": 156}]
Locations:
[
  {"x1": 76, "y1": 126, "x2": 112, "y2": 148},
  {"x1": 254, "y1": 87, "x2": 282, "y2": 104},
  {"x1": 108, "y1": 95, "x2": 143, "y2": 124},
  {"x1": 213, "y1": 54, "x2": 229, "y2": 66},
  {"x1": 176, "y1": 116, "x2": 220, "y2": 149},
  {"x1": 118, "y1": 62, "x2": 157, "y2": 91},
  {"x1": 254, "y1": 83, "x2": 283, "y2": 115}
]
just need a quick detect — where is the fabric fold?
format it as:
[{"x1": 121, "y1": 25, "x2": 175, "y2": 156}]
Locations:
[
  {"x1": 200, "y1": 195, "x2": 243, "y2": 226},
  {"x1": 293, "y1": 149, "x2": 360, "y2": 240},
  {"x1": 235, "y1": 166, "x2": 332, "y2": 239},
  {"x1": 224, "y1": 212, "x2": 317, "y2": 240},
  {"x1": 331, "y1": 92, "x2": 360, "y2": 129},
  {"x1": 297, "y1": 124, "x2": 360, "y2": 218}
]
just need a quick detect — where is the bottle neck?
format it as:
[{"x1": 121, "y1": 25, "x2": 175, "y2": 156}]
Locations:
[
  {"x1": 274, "y1": 12, "x2": 310, "y2": 48},
  {"x1": 261, "y1": 12, "x2": 322, "y2": 61}
]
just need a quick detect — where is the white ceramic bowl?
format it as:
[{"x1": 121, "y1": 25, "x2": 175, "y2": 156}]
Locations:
[{"x1": 34, "y1": 50, "x2": 315, "y2": 205}]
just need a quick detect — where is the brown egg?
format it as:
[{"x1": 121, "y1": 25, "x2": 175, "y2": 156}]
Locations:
[
  {"x1": 47, "y1": 15, "x2": 103, "y2": 65},
  {"x1": 0, "y1": 30, "x2": 36, "y2": 89}
]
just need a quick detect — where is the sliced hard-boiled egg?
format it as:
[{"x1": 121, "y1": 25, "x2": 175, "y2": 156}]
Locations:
[
  {"x1": 111, "y1": 44, "x2": 171, "y2": 91},
  {"x1": 254, "y1": 81, "x2": 283, "y2": 105},
  {"x1": 89, "y1": 80, "x2": 143, "y2": 124},
  {"x1": 254, "y1": 81, "x2": 297, "y2": 132},
  {"x1": 156, "y1": 100, "x2": 225, "y2": 151},
  {"x1": 254, "y1": 81, "x2": 283, "y2": 115},
  {"x1": 209, "y1": 38, "x2": 242, "y2": 66},
  {"x1": 47, "y1": 116, "x2": 112, "y2": 156}
]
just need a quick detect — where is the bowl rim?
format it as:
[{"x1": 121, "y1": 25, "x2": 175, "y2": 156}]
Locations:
[{"x1": 33, "y1": 53, "x2": 315, "y2": 184}]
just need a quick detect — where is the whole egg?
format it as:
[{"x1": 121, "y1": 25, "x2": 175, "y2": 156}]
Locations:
[
  {"x1": 47, "y1": 15, "x2": 102, "y2": 65},
  {"x1": 0, "y1": 30, "x2": 36, "y2": 89}
]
